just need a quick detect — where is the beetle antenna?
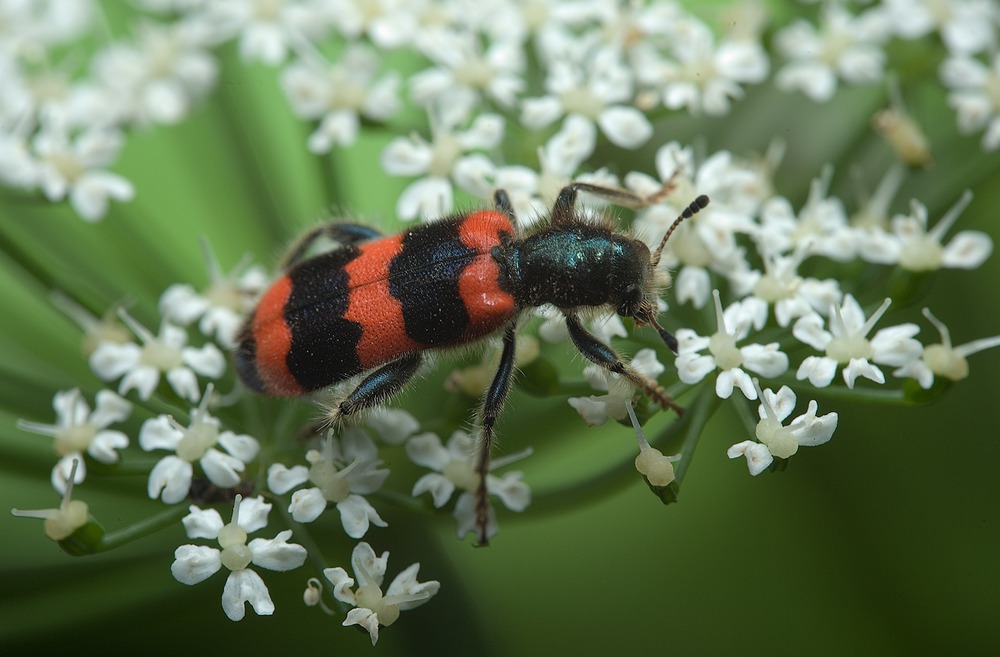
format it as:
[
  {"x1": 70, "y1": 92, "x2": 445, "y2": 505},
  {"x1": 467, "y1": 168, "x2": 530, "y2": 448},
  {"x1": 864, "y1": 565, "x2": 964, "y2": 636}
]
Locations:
[
  {"x1": 645, "y1": 310, "x2": 679, "y2": 354},
  {"x1": 651, "y1": 194, "x2": 711, "y2": 268}
]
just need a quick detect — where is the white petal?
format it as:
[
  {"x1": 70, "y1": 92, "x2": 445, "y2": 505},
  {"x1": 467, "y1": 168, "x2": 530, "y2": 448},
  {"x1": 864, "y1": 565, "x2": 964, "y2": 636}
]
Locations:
[
  {"x1": 942, "y1": 231, "x2": 992, "y2": 269},
  {"x1": 487, "y1": 472, "x2": 531, "y2": 512},
  {"x1": 367, "y1": 408, "x2": 420, "y2": 445},
  {"x1": 386, "y1": 563, "x2": 440, "y2": 610},
  {"x1": 87, "y1": 430, "x2": 128, "y2": 463},
  {"x1": 322, "y1": 566, "x2": 356, "y2": 605},
  {"x1": 148, "y1": 456, "x2": 193, "y2": 503},
  {"x1": 89, "y1": 342, "x2": 140, "y2": 381},
  {"x1": 842, "y1": 358, "x2": 884, "y2": 388},
  {"x1": 90, "y1": 390, "x2": 132, "y2": 427},
  {"x1": 676, "y1": 352, "x2": 716, "y2": 384},
  {"x1": 412, "y1": 473, "x2": 457, "y2": 508},
  {"x1": 139, "y1": 415, "x2": 183, "y2": 451},
  {"x1": 217, "y1": 431, "x2": 260, "y2": 462},
  {"x1": 228, "y1": 496, "x2": 268, "y2": 534},
  {"x1": 337, "y1": 494, "x2": 388, "y2": 539},
  {"x1": 51, "y1": 454, "x2": 86, "y2": 495},
  {"x1": 396, "y1": 177, "x2": 453, "y2": 222},
  {"x1": 181, "y1": 505, "x2": 224, "y2": 539},
  {"x1": 120, "y1": 365, "x2": 162, "y2": 400},
  {"x1": 289, "y1": 487, "x2": 328, "y2": 523},
  {"x1": 267, "y1": 463, "x2": 309, "y2": 494},
  {"x1": 351, "y1": 542, "x2": 388, "y2": 587},
  {"x1": 249, "y1": 529, "x2": 307, "y2": 572},
  {"x1": 405, "y1": 432, "x2": 451, "y2": 470},
  {"x1": 222, "y1": 569, "x2": 274, "y2": 621},
  {"x1": 726, "y1": 440, "x2": 773, "y2": 476},
  {"x1": 182, "y1": 343, "x2": 226, "y2": 377},
  {"x1": 597, "y1": 106, "x2": 653, "y2": 149},
  {"x1": 171, "y1": 544, "x2": 221, "y2": 585},
  {"x1": 520, "y1": 95, "x2": 563, "y2": 129},
  {"x1": 200, "y1": 448, "x2": 245, "y2": 488},
  {"x1": 567, "y1": 396, "x2": 610, "y2": 426},
  {"x1": 741, "y1": 343, "x2": 790, "y2": 378},
  {"x1": 343, "y1": 607, "x2": 381, "y2": 645},
  {"x1": 796, "y1": 356, "x2": 837, "y2": 388}
]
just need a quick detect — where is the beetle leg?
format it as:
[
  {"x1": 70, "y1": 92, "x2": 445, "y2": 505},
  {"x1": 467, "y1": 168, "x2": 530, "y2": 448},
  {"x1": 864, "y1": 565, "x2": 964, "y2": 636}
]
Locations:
[
  {"x1": 473, "y1": 322, "x2": 518, "y2": 547},
  {"x1": 550, "y1": 177, "x2": 679, "y2": 224},
  {"x1": 492, "y1": 189, "x2": 517, "y2": 225},
  {"x1": 564, "y1": 313, "x2": 683, "y2": 415},
  {"x1": 330, "y1": 352, "x2": 423, "y2": 422},
  {"x1": 281, "y1": 222, "x2": 383, "y2": 270}
]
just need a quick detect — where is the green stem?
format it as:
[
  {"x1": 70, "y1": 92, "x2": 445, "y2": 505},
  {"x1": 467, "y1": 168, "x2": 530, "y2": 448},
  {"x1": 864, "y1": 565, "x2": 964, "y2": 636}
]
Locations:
[{"x1": 96, "y1": 504, "x2": 189, "y2": 551}]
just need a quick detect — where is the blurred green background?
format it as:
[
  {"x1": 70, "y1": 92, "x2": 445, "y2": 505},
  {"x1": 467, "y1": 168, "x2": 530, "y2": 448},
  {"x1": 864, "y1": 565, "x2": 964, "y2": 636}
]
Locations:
[{"x1": 2, "y1": 5, "x2": 1000, "y2": 655}]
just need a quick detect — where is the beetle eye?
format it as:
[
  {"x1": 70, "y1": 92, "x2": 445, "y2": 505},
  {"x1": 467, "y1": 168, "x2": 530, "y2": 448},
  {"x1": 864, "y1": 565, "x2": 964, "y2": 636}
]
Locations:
[{"x1": 617, "y1": 284, "x2": 643, "y2": 316}]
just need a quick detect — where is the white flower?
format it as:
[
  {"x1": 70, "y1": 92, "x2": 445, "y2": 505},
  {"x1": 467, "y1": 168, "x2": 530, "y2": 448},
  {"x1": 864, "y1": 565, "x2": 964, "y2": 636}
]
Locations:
[
  {"x1": 266, "y1": 429, "x2": 389, "y2": 538},
  {"x1": 859, "y1": 190, "x2": 991, "y2": 271},
  {"x1": 406, "y1": 430, "x2": 531, "y2": 543},
  {"x1": 410, "y1": 28, "x2": 525, "y2": 120},
  {"x1": 11, "y1": 458, "x2": 90, "y2": 541},
  {"x1": 171, "y1": 495, "x2": 307, "y2": 621},
  {"x1": 940, "y1": 52, "x2": 1000, "y2": 151},
  {"x1": 31, "y1": 127, "x2": 134, "y2": 221},
  {"x1": 91, "y1": 21, "x2": 217, "y2": 125},
  {"x1": 280, "y1": 45, "x2": 401, "y2": 153},
  {"x1": 89, "y1": 310, "x2": 225, "y2": 401},
  {"x1": 625, "y1": 403, "x2": 679, "y2": 487},
  {"x1": 633, "y1": 17, "x2": 769, "y2": 116},
  {"x1": 191, "y1": 0, "x2": 326, "y2": 66},
  {"x1": 17, "y1": 388, "x2": 131, "y2": 494},
  {"x1": 380, "y1": 110, "x2": 504, "y2": 221},
  {"x1": 158, "y1": 243, "x2": 269, "y2": 348},
  {"x1": 743, "y1": 240, "x2": 843, "y2": 327},
  {"x1": 140, "y1": 385, "x2": 260, "y2": 504},
  {"x1": 728, "y1": 383, "x2": 837, "y2": 476},
  {"x1": 884, "y1": 0, "x2": 997, "y2": 55},
  {"x1": 893, "y1": 308, "x2": 1000, "y2": 388},
  {"x1": 365, "y1": 408, "x2": 421, "y2": 446},
  {"x1": 324, "y1": 0, "x2": 417, "y2": 49},
  {"x1": 775, "y1": 3, "x2": 890, "y2": 102},
  {"x1": 675, "y1": 290, "x2": 789, "y2": 400},
  {"x1": 521, "y1": 44, "x2": 652, "y2": 149},
  {"x1": 757, "y1": 167, "x2": 856, "y2": 261},
  {"x1": 323, "y1": 542, "x2": 440, "y2": 645},
  {"x1": 793, "y1": 296, "x2": 922, "y2": 389},
  {"x1": 568, "y1": 348, "x2": 665, "y2": 426}
]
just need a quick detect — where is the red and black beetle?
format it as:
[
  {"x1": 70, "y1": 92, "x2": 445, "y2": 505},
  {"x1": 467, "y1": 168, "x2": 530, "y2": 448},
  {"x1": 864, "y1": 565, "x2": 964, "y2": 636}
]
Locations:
[{"x1": 236, "y1": 181, "x2": 709, "y2": 544}]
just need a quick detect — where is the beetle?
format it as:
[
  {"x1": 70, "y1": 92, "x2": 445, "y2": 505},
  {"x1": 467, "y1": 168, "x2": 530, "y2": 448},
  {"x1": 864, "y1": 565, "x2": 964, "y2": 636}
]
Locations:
[{"x1": 235, "y1": 181, "x2": 709, "y2": 545}]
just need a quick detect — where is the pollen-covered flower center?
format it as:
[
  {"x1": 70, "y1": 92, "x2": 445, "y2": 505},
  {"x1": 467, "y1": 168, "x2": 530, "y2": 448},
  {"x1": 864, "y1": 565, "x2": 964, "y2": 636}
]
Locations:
[
  {"x1": 753, "y1": 273, "x2": 795, "y2": 302},
  {"x1": 176, "y1": 420, "x2": 219, "y2": 462},
  {"x1": 709, "y1": 332, "x2": 743, "y2": 370},
  {"x1": 45, "y1": 152, "x2": 85, "y2": 183},
  {"x1": 429, "y1": 135, "x2": 461, "y2": 177},
  {"x1": 218, "y1": 523, "x2": 251, "y2": 571},
  {"x1": 560, "y1": 87, "x2": 604, "y2": 119},
  {"x1": 355, "y1": 584, "x2": 401, "y2": 626},
  {"x1": 204, "y1": 279, "x2": 244, "y2": 311},
  {"x1": 825, "y1": 334, "x2": 873, "y2": 364},
  {"x1": 453, "y1": 58, "x2": 494, "y2": 88},
  {"x1": 669, "y1": 226, "x2": 711, "y2": 267},
  {"x1": 898, "y1": 235, "x2": 943, "y2": 271},
  {"x1": 311, "y1": 461, "x2": 352, "y2": 503},
  {"x1": 923, "y1": 344, "x2": 969, "y2": 381},
  {"x1": 140, "y1": 340, "x2": 184, "y2": 370},
  {"x1": 442, "y1": 459, "x2": 480, "y2": 492},
  {"x1": 56, "y1": 423, "x2": 98, "y2": 455},
  {"x1": 756, "y1": 416, "x2": 798, "y2": 459}
]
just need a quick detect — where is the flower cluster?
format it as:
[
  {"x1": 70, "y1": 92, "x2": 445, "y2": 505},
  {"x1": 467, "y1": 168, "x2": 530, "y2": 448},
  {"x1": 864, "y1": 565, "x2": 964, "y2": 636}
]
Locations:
[{"x1": 5, "y1": 0, "x2": 999, "y2": 648}]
